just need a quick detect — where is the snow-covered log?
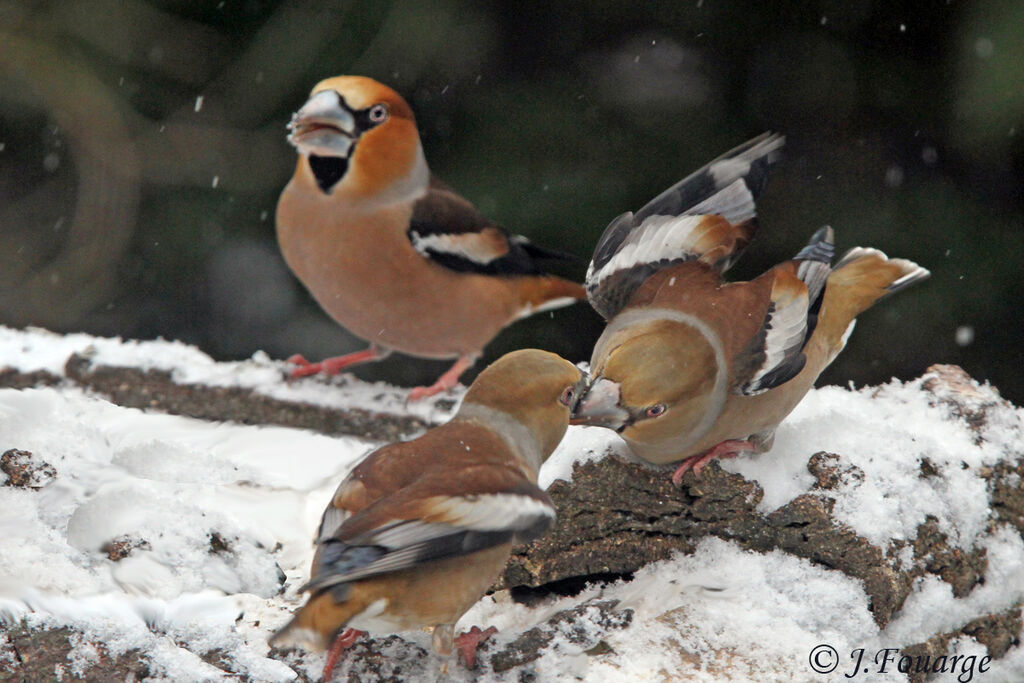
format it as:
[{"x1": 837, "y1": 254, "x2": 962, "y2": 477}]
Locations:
[{"x1": 1, "y1": 327, "x2": 1022, "y2": 681}]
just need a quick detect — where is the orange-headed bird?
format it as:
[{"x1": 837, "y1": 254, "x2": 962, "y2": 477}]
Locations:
[{"x1": 277, "y1": 77, "x2": 584, "y2": 399}]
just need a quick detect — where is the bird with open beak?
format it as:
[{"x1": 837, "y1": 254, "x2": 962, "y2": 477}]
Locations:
[
  {"x1": 571, "y1": 134, "x2": 929, "y2": 483},
  {"x1": 277, "y1": 76, "x2": 585, "y2": 399},
  {"x1": 270, "y1": 349, "x2": 587, "y2": 679}
]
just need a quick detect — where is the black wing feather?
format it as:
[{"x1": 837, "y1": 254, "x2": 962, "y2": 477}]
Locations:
[
  {"x1": 634, "y1": 133, "x2": 781, "y2": 223},
  {"x1": 301, "y1": 483, "x2": 555, "y2": 597},
  {"x1": 585, "y1": 134, "x2": 784, "y2": 320},
  {"x1": 737, "y1": 227, "x2": 834, "y2": 395},
  {"x1": 408, "y1": 180, "x2": 576, "y2": 276}
]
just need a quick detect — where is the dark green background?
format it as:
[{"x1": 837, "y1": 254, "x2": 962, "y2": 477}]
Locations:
[{"x1": 2, "y1": 1, "x2": 1021, "y2": 400}]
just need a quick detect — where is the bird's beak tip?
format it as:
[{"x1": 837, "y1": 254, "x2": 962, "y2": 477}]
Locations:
[
  {"x1": 570, "y1": 377, "x2": 629, "y2": 431},
  {"x1": 287, "y1": 90, "x2": 358, "y2": 155}
]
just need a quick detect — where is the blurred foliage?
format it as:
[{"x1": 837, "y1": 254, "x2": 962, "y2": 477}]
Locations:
[{"x1": 0, "y1": 0, "x2": 1021, "y2": 399}]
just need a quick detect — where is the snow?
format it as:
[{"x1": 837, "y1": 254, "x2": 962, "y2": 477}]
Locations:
[
  {"x1": 2, "y1": 326, "x2": 1023, "y2": 681},
  {"x1": 0, "y1": 383, "x2": 363, "y2": 680},
  {"x1": 711, "y1": 378, "x2": 1015, "y2": 551},
  {"x1": 0, "y1": 325, "x2": 456, "y2": 425}
]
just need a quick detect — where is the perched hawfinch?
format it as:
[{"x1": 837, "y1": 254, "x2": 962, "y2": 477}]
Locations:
[
  {"x1": 270, "y1": 349, "x2": 586, "y2": 677},
  {"x1": 571, "y1": 134, "x2": 930, "y2": 482},
  {"x1": 277, "y1": 76, "x2": 585, "y2": 399}
]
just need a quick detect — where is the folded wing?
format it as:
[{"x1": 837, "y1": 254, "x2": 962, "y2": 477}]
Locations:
[
  {"x1": 408, "y1": 178, "x2": 576, "y2": 276},
  {"x1": 303, "y1": 474, "x2": 554, "y2": 595}
]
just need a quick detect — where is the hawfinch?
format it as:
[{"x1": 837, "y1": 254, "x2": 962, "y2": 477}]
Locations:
[
  {"x1": 277, "y1": 76, "x2": 585, "y2": 399},
  {"x1": 571, "y1": 134, "x2": 930, "y2": 482},
  {"x1": 270, "y1": 349, "x2": 586, "y2": 677}
]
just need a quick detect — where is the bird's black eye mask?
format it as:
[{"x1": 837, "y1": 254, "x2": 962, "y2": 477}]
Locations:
[{"x1": 308, "y1": 95, "x2": 390, "y2": 194}]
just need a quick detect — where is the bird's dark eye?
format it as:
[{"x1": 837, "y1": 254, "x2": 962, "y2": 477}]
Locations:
[
  {"x1": 559, "y1": 387, "x2": 575, "y2": 406},
  {"x1": 368, "y1": 104, "x2": 389, "y2": 123},
  {"x1": 646, "y1": 403, "x2": 666, "y2": 418}
]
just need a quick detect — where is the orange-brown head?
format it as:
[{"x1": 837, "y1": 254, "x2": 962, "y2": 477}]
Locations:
[
  {"x1": 459, "y1": 349, "x2": 587, "y2": 469},
  {"x1": 573, "y1": 317, "x2": 725, "y2": 453},
  {"x1": 287, "y1": 76, "x2": 428, "y2": 205}
]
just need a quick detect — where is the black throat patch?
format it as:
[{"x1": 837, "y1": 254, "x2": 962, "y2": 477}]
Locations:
[{"x1": 308, "y1": 154, "x2": 350, "y2": 193}]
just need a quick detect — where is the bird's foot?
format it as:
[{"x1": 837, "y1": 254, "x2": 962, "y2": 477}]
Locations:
[
  {"x1": 322, "y1": 628, "x2": 364, "y2": 681},
  {"x1": 455, "y1": 625, "x2": 497, "y2": 669},
  {"x1": 287, "y1": 348, "x2": 385, "y2": 379},
  {"x1": 670, "y1": 439, "x2": 753, "y2": 484},
  {"x1": 407, "y1": 355, "x2": 476, "y2": 401}
]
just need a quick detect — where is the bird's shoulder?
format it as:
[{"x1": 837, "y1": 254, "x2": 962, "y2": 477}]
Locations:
[
  {"x1": 406, "y1": 177, "x2": 574, "y2": 276},
  {"x1": 332, "y1": 419, "x2": 521, "y2": 514}
]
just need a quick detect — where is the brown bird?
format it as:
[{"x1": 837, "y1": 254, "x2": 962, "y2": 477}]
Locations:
[
  {"x1": 571, "y1": 134, "x2": 929, "y2": 482},
  {"x1": 270, "y1": 349, "x2": 586, "y2": 678},
  {"x1": 277, "y1": 76, "x2": 585, "y2": 399}
]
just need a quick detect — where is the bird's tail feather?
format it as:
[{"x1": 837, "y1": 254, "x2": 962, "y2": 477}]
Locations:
[
  {"x1": 828, "y1": 247, "x2": 929, "y2": 312},
  {"x1": 516, "y1": 276, "x2": 587, "y2": 319},
  {"x1": 816, "y1": 246, "x2": 929, "y2": 349},
  {"x1": 268, "y1": 591, "x2": 369, "y2": 652}
]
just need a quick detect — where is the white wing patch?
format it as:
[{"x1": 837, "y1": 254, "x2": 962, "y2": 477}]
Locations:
[
  {"x1": 742, "y1": 287, "x2": 810, "y2": 395},
  {"x1": 409, "y1": 231, "x2": 500, "y2": 265},
  {"x1": 422, "y1": 493, "x2": 556, "y2": 531},
  {"x1": 353, "y1": 493, "x2": 554, "y2": 549},
  {"x1": 796, "y1": 257, "x2": 829, "y2": 302},
  {"x1": 586, "y1": 179, "x2": 756, "y2": 291},
  {"x1": 586, "y1": 214, "x2": 706, "y2": 286},
  {"x1": 360, "y1": 520, "x2": 461, "y2": 549},
  {"x1": 516, "y1": 296, "x2": 579, "y2": 320},
  {"x1": 687, "y1": 178, "x2": 756, "y2": 225}
]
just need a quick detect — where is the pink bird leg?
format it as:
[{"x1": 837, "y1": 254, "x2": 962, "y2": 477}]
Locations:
[
  {"x1": 671, "y1": 439, "x2": 755, "y2": 484},
  {"x1": 408, "y1": 355, "x2": 476, "y2": 401},
  {"x1": 287, "y1": 346, "x2": 388, "y2": 378},
  {"x1": 321, "y1": 628, "x2": 364, "y2": 681},
  {"x1": 455, "y1": 625, "x2": 498, "y2": 669}
]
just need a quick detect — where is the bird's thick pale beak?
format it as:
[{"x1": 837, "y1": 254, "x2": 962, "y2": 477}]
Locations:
[
  {"x1": 287, "y1": 90, "x2": 357, "y2": 157},
  {"x1": 571, "y1": 377, "x2": 630, "y2": 431}
]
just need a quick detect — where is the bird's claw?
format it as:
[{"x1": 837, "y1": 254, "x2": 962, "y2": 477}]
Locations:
[
  {"x1": 670, "y1": 440, "x2": 752, "y2": 484},
  {"x1": 455, "y1": 625, "x2": 497, "y2": 668}
]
